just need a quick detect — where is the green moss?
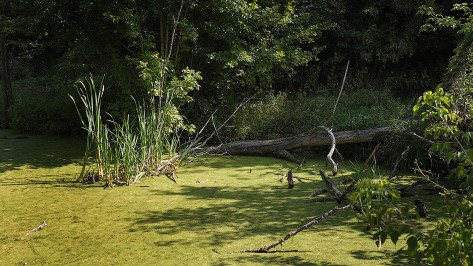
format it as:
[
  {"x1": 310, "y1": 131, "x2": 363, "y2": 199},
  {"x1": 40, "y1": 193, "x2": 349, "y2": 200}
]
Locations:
[{"x1": 0, "y1": 130, "x2": 425, "y2": 265}]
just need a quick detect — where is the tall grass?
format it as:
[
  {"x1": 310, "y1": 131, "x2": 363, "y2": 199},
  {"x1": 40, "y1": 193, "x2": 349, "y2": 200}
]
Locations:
[
  {"x1": 113, "y1": 115, "x2": 139, "y2": 185},
  {"x1": 70, "y1": 76, "x2": 191, "y2": 187},
  {"x1": 69, "y1": 77, "x2": 105, "y2": 182}
]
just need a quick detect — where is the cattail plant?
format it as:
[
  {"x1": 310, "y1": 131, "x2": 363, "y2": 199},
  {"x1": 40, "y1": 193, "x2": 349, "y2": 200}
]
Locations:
[
  {"x1": 70, "y1": 75, "x2": 196, "y2": 187},
  {"x1": 70, "y1": 76, "x2": 105, "y2": 183},
  {"x1": 113, "y1": 115, "x2": 140, "y2": 185}
]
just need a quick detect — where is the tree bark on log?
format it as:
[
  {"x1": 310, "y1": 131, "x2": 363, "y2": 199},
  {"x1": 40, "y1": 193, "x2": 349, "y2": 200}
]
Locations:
[{"x1": 207, "y1": 127, "x2": 432, "y2": 158}]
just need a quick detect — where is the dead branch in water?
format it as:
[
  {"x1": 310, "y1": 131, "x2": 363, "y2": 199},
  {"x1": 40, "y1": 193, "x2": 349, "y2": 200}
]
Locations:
[
  {"x1": 233, "y1": 205, "x2": 351, "y2": 253},
  {"x1": 28, "y1": 221, "x2": 47, "y2": 234}
]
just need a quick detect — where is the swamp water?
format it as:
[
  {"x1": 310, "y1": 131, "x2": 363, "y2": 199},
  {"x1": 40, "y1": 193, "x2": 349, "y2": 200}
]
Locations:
[{"x1": 0, "y1": 130, "x2": 416, "y2": 265}]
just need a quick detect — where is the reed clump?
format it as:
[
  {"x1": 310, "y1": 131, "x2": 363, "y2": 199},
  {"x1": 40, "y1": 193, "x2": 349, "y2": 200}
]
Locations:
[{"x1": 70, "y1": 76, "x2": 192, "y2": 187}]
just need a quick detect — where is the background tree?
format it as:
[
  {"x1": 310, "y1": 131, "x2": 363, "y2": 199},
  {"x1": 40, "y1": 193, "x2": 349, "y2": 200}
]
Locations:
[
  {"x1": 0, "y1": 0, "x2": 12, "y2": 128},
  {"x1": 0, "y1": 0, "x2": 464, "y2": 137}
]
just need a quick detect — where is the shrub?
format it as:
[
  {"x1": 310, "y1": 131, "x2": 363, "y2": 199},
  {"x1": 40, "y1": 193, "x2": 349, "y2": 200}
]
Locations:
[
  {"x1": 230, "y1": 89, "x2": 408, "y2": 140},
  {"x1": 231, "y1": 92, "x2": 287, "y2": 140},
  {"x1": 10, "y1": 77, "x2": 81, "y2": 135}
]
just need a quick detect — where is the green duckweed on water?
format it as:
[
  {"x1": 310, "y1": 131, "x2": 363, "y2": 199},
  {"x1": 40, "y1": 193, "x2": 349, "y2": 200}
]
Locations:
[{"x1": 1, "y1": 130, "x2": 436, "y2": 265}]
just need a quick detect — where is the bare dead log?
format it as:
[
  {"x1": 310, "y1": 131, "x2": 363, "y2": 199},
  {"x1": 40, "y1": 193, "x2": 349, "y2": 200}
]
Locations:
[
  {"x1": 234, "y1": 204, "x2": 351, "y2": 253},
  {"x1": 275, "y1": 149, "x2": 302, "y2": 164},
  {"x1": 207, "y1": 127, "x2": 433, "y2": 159},
  {"x1": 305, "y1": 196, "x2": 339, "y2": 203},
  {"x1": 308, "y1": 188, "x2": 328, "y2": 198},
  {"x1": 208, "y1": 127, "x2": 391, "y2": 156}
]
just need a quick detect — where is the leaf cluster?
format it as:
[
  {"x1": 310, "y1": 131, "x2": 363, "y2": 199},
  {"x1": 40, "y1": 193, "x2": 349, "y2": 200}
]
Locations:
[
  {"x1": 347, "y1": 165, "x2": 421, "y2": 252},
  {"x1": 376, "y1": 4, "x2": 473, "y2": 263}
]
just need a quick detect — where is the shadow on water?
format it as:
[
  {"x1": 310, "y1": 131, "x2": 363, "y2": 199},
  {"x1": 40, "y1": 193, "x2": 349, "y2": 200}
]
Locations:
[
  {"x1": 0, "y1": 130, "x2": 84, "y2": 175},
  {"x1": 0, "y1": 129, "x2": 418, "y2": 264},
  {"x1": 210, "y1": 254, "x2": 324, "y2": 266},
  {"x1": 127, "y1": 155, "x2": 412, "y2": 265}
]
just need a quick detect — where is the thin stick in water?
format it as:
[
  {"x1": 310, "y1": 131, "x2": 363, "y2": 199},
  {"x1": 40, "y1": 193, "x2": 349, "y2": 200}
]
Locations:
[{"x1": 233, "y1": 205, "x2": 350, "y2": 253}]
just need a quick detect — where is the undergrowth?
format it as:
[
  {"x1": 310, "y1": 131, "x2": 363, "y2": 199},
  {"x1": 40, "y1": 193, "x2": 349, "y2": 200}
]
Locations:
[
  {"x1": 229, "y1": 89, "x2": 409, "y2": 141},
  {"x1": 225, "y1": 89, "x2": 430, "y2": 170},
  {"x1": 9, "y1": 76, "x2": 81, "y2": 134}
]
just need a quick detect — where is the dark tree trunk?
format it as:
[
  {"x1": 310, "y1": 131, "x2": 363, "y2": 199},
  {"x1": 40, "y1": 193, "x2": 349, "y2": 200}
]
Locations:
[{"x1": 0, "y1": 3, "x2": 13, "y2": 129}]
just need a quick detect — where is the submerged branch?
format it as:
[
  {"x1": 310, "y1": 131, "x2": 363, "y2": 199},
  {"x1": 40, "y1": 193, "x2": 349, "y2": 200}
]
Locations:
[
  {"x1": 234, "y1": 204, "x2": 351, "y2": 253},
  {"x1": 28, "y1": 221, "x2": 48, "y2": 234}
]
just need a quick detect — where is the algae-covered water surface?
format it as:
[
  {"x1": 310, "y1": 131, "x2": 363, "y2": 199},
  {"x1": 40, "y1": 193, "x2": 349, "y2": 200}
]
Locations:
[{"x1": 1, "y1": 130, "x2": 419, "y2": 265}]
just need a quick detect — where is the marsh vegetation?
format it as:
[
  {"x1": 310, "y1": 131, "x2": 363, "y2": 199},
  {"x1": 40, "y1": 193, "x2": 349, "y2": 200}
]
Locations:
[
  {"x1": 1, "y1": 1, "x2": 473, "y2": 264},
  {"x1": 1, "y1": 130, "x2": 425, "y2": 265}
]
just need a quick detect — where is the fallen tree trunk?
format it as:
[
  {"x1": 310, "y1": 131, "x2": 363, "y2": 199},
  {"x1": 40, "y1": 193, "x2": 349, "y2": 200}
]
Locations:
[
  {"x1": 207, "y1": 127, "x2": 432, "y2": 157},
  {"x1": 209, "y1": 127, "x2": 389, "y2": 155}
]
